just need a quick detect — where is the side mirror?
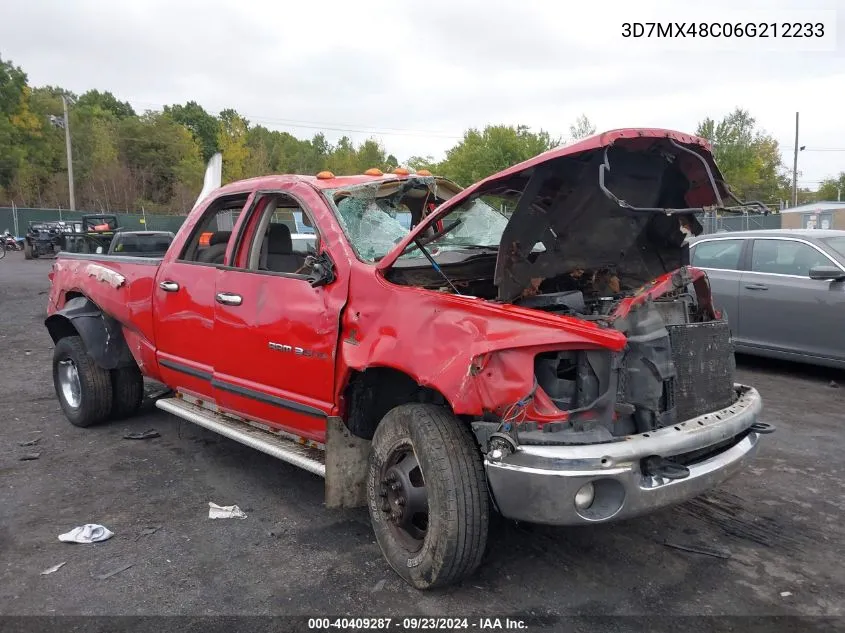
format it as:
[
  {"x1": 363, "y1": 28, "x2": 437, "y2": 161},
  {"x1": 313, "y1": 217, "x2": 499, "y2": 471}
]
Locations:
[
  {"x1": 304, "y1": 252, "x2": 336, "y2": 288},
  {"x1": 808, "y1": 265, "x2": 845, "y2": 281}
]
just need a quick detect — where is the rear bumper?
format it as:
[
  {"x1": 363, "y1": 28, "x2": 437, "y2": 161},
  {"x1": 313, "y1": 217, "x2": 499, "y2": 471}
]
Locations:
[{"x1": 484, "y1": 384, "x2": 763, "y2": 525}]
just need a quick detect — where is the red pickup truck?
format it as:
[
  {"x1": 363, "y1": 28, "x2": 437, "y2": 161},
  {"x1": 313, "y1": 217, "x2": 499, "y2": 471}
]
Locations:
[{"x1": 45, "y1": 128, "x2": 770, "y2": 589}]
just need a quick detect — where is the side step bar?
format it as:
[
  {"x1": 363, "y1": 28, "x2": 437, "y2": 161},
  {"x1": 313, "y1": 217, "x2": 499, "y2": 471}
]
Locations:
[{"x1": 156, "y1": 397, "x2": 326, "y2": 477}]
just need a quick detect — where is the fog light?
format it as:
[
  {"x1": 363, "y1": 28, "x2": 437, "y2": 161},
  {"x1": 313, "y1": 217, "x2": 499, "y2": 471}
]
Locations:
[{"x1": 574, "y1": 482, "x2": 595, "y2": 510}]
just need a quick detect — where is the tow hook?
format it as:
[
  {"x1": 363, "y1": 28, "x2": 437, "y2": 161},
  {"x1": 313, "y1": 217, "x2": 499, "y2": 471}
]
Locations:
[{"x1": 642, "y1": 455, "x2": 690, "y2": 480}]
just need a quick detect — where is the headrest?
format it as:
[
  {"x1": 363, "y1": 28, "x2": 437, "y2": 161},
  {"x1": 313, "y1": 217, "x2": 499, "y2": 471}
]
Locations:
[{"x1": 267, "y1": 223, "x2": 292, "y2": 254}]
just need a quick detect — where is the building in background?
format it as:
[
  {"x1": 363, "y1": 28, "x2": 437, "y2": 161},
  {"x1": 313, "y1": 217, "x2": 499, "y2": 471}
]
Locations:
[{"x1": 780, "y1": 201, "x2": 845, "y2": 230}]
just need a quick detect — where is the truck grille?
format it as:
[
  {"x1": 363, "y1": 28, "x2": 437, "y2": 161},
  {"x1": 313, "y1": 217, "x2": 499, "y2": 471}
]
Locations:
[{"x1": 667, "y1": 320, "x2": 736, "y2": 421}]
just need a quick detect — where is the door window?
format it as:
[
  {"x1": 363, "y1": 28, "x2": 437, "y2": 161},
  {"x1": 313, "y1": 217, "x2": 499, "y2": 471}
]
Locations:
[
  {"x1": 691, "y1": 239, "x2": 743, "y2": 270},
  {"x1": 750, "y1": 239, "x2": 831, "y2": 276},
  {"x1": 239, "y1": 193, "x2": 321, "y2": 275},
  {"x1": 178, "y1": 194, "x2": 250, "y2": 265}
]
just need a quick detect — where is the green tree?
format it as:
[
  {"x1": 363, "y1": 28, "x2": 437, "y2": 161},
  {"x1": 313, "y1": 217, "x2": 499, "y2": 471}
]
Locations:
[
  {"x1": 76, "y1": 90, "x2": 135, "y2": 119},
  {"x1": 696, "y1": 108, "x2": 789, "y2": 203},
  {"x1": 217, "y1": 108, "x2": 249, "y2": 183},
  {"x1": 569, "y1": 114, "x2": 596, "y2": 141},
  {"x1": 818, "y1": 173, "x2": 845, "y2": 202},
  {"x1": 437, "y1": 124, "x2": 559, "y2": 187},
  {"x1": 165, "y1": 101, "x2": 220, "y2": 161}
]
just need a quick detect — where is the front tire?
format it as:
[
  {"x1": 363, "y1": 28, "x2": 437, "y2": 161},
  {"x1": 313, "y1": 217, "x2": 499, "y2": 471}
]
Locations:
[
  {"x1": 367, "y1": 403, "x2": 489, "y2": 590},
  {"x1": 52, "y1": 336, "x2": 113, "y2": 427},
  {"x1": 24, "y1": 241, "x2": 32, "y2": 259}
]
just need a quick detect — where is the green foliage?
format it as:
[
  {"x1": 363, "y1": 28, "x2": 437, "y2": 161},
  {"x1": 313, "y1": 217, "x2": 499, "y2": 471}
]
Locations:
[
  {"x1": 76, "y1": 90, "x2": 135, "y2": 119},
  {"x1": 165, "y1": 101, "x2": 220, "y2": 162},
  {"x1": 696, "y1": 108, "x2": 789, "y2": 203},
  {"x1": 436, "y1": 125, "x2": 559, "y2": 187},
  {"x1": 817, "y1": 173, "x2": 845, "y2": 202}
]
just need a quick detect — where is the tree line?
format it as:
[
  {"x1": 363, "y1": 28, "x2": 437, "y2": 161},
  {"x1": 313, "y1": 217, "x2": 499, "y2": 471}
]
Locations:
[{"x1": 1, "y1": 54, "x2": 839, "y2": 214}]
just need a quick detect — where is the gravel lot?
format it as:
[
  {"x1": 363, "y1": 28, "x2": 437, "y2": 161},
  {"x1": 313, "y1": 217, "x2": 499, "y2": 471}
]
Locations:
[{"x1": 1, "y1": 251, "x2": 843, "y2": 628}]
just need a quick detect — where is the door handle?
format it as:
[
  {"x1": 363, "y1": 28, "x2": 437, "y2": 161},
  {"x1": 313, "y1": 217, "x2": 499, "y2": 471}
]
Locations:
[
  {"x1": 159, "y1": 281, "x2": 179, "y2": 292},
  {"x1": 744, "y1": 283, "x2": 768, "y2": 291},
  {"x1": 216, "y1": 292, "x2": 243, "y2": 306}
]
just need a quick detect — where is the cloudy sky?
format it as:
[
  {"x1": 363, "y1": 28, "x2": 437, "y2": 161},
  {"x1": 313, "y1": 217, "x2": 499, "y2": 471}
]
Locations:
[{"x1": 2, "y1": 0, "x2": 843, "y2": 198}]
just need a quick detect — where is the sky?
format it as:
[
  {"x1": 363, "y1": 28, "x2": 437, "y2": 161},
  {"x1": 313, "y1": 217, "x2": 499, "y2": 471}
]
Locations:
[{"x1": 2, "y1": 0, "x2": 844, "y2": 198}]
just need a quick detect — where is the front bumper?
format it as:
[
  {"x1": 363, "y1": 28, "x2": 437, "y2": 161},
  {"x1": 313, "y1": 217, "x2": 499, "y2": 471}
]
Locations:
[{"x1": 484, "y1": 384, "x2": 764, "y2": 525}]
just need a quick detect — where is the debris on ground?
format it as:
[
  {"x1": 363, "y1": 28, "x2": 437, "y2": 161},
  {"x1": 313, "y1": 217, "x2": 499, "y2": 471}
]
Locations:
[
  {"x1": 370, "y1": 579, "x2": 387, "y2": 592},
  {"x1": 208, "y1": 502, "x2": 247, "y2": 519},
  {"x1": 134, "y1": 526, "x2": 161, "y2": 541},
  {"x1": 663, "y1": 540, "x2": 732, "y2": 559},
  {"x1": 829, "y1": 380, "x2": 839, "y2": 389},
  {"x1": 58, "y1": 524, "x2": 115, "y2": 544},
  {"x1": 95, "y1": 563, "x2": 133, "y2": 580},
  {"x1": 40, "y1": 562, "x2": 66, "y2": 575},
  {"x1": 780, "y1": 591, "x2": 793, "y2": 597},
  {"x1": 18, "y1": 437, "x2": 41, "y2": 447},
  {"x1": 123, "y1": 429, "x2": 160, "y2": 440},
  {"x1": 20, "y1": 452, "x2": 41, "y2": 461}
]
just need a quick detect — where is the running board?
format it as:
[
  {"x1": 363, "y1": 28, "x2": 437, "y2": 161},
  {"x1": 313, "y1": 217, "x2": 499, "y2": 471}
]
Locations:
[{"x1": 155, "y1": 397, "x2": 326, "y2": 477}]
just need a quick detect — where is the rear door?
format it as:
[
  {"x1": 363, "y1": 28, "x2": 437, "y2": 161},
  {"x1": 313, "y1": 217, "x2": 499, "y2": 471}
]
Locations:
[
  {"x1": 153, "y1": 192, "x2": 253, "y2": 398},
  {"x1": 690, "y1": 237, "x2": 747, "y2": 334},
  {"x1": 738, "y1": 237, "x2": 845, "y2": 360},
  {"x1": 211, "y1": 183, "x2": 349, "y2": 443}
]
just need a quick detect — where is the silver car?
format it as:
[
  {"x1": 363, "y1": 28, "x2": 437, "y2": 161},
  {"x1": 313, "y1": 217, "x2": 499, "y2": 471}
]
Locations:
[{"x1": 689, "y1": 229, "x2": 845, "y2": 368}]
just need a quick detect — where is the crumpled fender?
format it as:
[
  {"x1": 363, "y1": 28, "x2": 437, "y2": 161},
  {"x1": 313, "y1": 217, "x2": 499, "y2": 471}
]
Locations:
[
  {"x1": 44, "y1": 296, "x2": 134, "y2": 370},
  {"x1": 339, "y1": 283, "x2": 627, "y2": 417}
]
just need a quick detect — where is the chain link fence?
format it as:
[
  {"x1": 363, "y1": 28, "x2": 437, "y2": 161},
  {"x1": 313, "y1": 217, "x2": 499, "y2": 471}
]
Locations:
[
  {"x1": 0, "y1": 207, "x2": 187, "y2": 237},
  {"x1": 699, "y1": 213, "x2": 782, "y2": 234}
]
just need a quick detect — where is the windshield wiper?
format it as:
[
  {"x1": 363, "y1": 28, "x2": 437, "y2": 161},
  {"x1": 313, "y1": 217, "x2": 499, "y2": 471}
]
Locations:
[{"x1": 401, "y1": 218, "x2": 463, "y2": 256}]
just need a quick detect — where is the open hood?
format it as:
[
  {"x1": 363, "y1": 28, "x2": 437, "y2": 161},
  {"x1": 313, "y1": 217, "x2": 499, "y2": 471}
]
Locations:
[{"x1": 378, "y1": 129, "x2": 757, "y2": 302}]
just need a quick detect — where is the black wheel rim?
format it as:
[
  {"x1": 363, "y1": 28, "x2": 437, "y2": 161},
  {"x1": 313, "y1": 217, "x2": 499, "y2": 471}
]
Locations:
[{"x1": 378, "y1": 443, "x2": 428, "y2": 552}]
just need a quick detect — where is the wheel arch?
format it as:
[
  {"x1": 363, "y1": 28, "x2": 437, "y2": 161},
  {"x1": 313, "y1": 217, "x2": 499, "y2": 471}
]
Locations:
[
  {"x1": 45, "y1": 294, "x2": 135, "y2": 370},
  {"x1": 341, "y1": 366, "x2": 454, "y2": 441}
]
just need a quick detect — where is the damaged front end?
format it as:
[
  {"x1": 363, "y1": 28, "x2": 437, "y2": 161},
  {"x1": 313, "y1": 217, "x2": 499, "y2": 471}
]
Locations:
[{"x1": 374, "y1": 129, "x2": 770, "y2": 525}]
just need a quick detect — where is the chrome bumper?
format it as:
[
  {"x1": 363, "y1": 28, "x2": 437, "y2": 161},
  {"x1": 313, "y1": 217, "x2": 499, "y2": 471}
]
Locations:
[{"x1": 484, "y1": 385, "x2": 764, "y2": 525}]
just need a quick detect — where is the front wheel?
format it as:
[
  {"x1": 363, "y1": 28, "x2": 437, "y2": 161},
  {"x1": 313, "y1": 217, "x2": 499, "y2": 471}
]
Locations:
[
  {"x1": 52, "y1": 336, "x2": 113, "y2": 427},
  {"x1": 367, "y1": 403, "x2": 489, "y2": 590},
  {"x1": 23, "y1": 241, "x2": 32, "y2": 259}
]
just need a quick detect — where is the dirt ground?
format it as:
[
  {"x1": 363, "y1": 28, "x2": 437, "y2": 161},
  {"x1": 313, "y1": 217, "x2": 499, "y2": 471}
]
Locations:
[{"x1": 1, "y1": 251, "x2": 843, "y2": 628}]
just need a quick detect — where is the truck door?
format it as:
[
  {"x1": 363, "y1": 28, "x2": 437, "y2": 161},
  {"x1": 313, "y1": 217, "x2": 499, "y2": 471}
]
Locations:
[
  {"x1": 211, "y1": 184, "x2": 349, "y2": 443},
  {"x1": 153, "y1": 192, "x2": 253, "y2": 399}
]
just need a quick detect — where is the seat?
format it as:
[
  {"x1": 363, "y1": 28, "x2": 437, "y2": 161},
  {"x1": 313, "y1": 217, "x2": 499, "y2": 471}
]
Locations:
[
  {"x1": 263, "y1": 223, "x2": 304, "y2": 273},
  {"x1": 196, "y1": 231, "x2": 231, "y2": 264}
]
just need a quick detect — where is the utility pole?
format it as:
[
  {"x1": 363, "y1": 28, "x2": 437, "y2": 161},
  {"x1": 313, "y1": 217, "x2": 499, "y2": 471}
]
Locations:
[
  {"x1": 62, "y1": 95, "x2": 76, "y2": 211},
  {"x1": 791, "y1": 112, "x2": 799, "y2": 208}
]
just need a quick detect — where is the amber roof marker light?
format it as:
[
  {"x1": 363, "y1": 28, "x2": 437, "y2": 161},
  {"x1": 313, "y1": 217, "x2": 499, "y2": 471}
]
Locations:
[
  {"x1": 416, "y1": 169, "x2": 432, "y2": 176},
  {"x1": 392, "y1": 167, "x2": 410, "y2": 176},
  {"x1": 364, "y1": 168, "x2": 384, "y2": 176},
  {"x1": 316, "y1": 171, "x2": 335, "y2": 179}
]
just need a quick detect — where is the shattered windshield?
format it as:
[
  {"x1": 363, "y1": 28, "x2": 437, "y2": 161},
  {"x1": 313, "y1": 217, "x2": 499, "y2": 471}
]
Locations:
[{"x1": 326, "y1": 177, "x2": 509, "y2": 263}]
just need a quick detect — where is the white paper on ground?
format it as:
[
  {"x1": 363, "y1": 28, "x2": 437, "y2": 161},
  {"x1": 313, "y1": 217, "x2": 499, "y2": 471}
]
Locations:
[
  {"x1": 40, "y1": 562, "x2": 67, "y2": 575},
  {"x1": 58, "y1": 524, "x2": 115, "y2": 544},
  {"x1": 208, "y1": 502, "x2": 247, "y2": 519}
]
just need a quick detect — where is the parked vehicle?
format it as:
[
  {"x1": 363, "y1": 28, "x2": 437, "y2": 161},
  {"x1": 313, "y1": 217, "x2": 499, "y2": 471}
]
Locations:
[
  {"x1": 62, "y1": 214, "x2": 122, "y2": 254},
  {"x1": 689, "y1": 229, "x2": 845, "y2": 368},
  {"x1": 107, "y1": 231, "x2": 175, "y2": 258},
  {"x1": 24, "y1": 221, "x2": 66, "y2": 259},
  {"x1": 44, "y1": 130, "x2": 770, "y2": 589}
]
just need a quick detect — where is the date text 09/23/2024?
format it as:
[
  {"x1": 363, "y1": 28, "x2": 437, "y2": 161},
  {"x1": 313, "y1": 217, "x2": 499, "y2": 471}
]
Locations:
[{"x1": 308, "y1": 618, "x2": 529, "y2": 631}]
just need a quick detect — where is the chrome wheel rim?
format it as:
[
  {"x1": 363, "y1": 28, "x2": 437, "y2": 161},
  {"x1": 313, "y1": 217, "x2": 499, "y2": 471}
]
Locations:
[{"x1": 58, "y1": 359, "x2": 82, "y2": 409}]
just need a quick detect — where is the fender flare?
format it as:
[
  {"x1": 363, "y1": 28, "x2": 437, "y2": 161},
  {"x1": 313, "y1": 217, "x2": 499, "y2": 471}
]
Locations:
[{"x1": 45, "y1": 296, "x2": 134, "y2": 370}]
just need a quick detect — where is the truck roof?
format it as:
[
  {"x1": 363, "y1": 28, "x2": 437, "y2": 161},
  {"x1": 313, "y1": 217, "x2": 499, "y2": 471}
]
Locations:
[{"x1": 212, "y1": 172, "x2": 444, "y2": 196}]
